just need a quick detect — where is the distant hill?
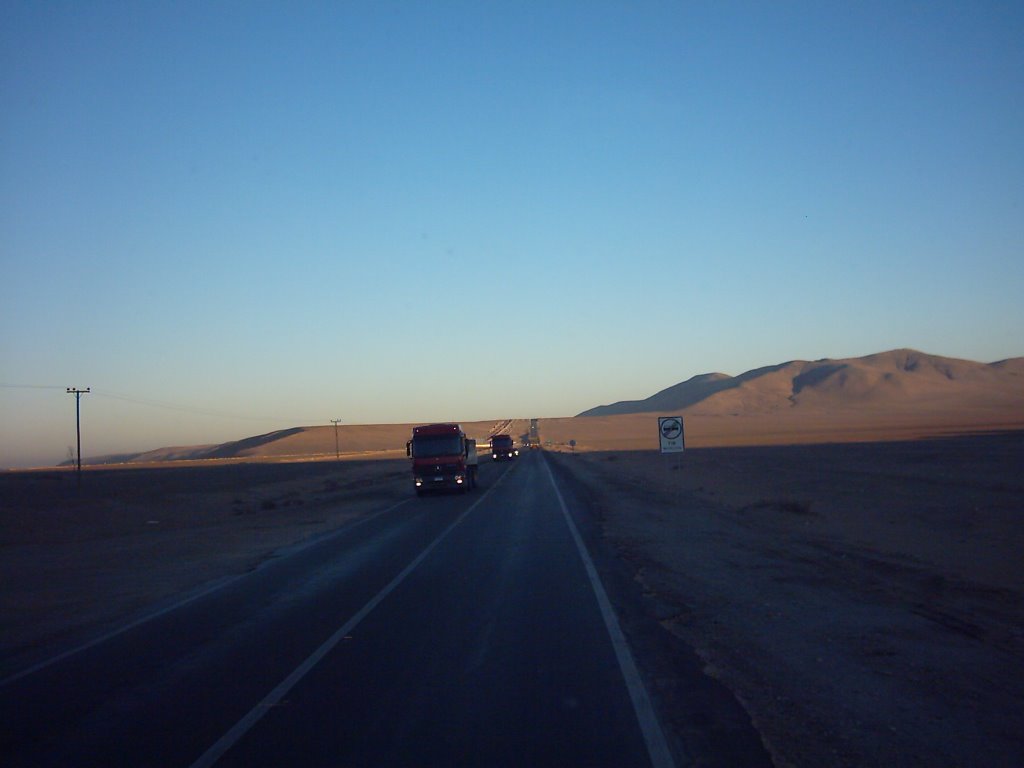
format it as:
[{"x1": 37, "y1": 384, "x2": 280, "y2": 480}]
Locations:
[
  {"x1": 59, "y1": 428, "x2": 308, "y2": 467},
  {"x1": 577, "y1": 349, "x2": 1024, "y2": 417},
  {"x1": 65, "y1": 421, "x2": 521, "y2": 467}
]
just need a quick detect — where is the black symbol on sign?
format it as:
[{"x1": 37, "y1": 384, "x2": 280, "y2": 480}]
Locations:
[{"x1": 661, "y1": 420, "x2": 681, "y2": 439}]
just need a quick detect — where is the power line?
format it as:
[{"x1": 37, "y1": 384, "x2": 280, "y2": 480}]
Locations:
[
  {"x1": 5, "y1": 383, "x2": 321, "y2": 425},
  {"x1": 92, "y1": 389, "x2": 318, "y2": 424},
  {"x1": 1, "y1": 383, "x2": 67, "y2": 389}
]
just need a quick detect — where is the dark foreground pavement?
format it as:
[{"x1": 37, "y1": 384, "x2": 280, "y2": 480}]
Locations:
[{"x1": 1, "y1": 451, "x2": 768, "y2": 767}]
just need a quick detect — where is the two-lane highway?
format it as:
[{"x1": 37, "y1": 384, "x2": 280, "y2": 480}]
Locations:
[{"x1": 1, "y1": 452, "x2": 674, "y2": 767}]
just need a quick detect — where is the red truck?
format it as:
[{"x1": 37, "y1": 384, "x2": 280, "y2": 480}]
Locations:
[
  {"x1": 406, "y1": 423, "x2": 478, "y2": 496},
  {"x1": 490, "y1": 433, "x2": 517, "y2": 461}
]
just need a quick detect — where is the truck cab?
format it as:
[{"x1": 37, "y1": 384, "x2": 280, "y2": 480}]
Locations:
[
  {"x1": 407, "y1": 423, "x2": 478, "y2": 496},
  {"x1": 490, "y1": 434, "x2": 517, "y2": 461}
]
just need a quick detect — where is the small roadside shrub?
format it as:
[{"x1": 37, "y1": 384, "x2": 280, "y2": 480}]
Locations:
[
  {"x1": 742, "y1": 499, "x2": 814, "y2": 516},
  {"x1": 777, "y1": 499, "x2": 812, "y2": 515}
]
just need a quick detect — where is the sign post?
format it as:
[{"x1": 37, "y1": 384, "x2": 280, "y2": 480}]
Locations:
[{"x1": 658, "y1": 416, "x2": 684, "y2": 504}]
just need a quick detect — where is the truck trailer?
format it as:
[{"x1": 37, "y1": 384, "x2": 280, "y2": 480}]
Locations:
[{"x1": 406, "y1": 423, "x2": 478, "y2": 496}]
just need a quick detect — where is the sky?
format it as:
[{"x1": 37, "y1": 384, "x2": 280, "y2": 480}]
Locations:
[{"x1": 2, "y1": 1, "x2": 1022, "y2": 467}]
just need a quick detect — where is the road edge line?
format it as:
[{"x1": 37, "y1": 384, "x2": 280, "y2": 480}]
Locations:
[{"x1": 542, "y1": 453, "x2": 678, "y2": 768}]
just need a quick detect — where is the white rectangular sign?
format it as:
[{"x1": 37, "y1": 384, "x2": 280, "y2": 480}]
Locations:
[{"x1": 658, "y1": 416, "x2": 685, "y2": 453}]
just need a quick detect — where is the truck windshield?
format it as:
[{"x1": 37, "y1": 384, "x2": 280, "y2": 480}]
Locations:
[
  {"x1": 412, "y1": 435, "x2": 463, "y2": 458},
  {"x1": 492, "y1": 437, "x2": 512, "y2": 448}
]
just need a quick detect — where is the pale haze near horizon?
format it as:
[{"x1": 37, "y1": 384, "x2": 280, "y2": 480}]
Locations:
[{"x1": 2, "y1": 2, "x2": 1022, "y2": 467}]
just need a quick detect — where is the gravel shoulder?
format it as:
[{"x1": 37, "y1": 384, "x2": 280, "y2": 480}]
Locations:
[
  {"x1": 0, "y1": 458, "x2": 409, "y2": 677},
  {"x1": 546, "y1": 432, "x2": 1024, "y2": 767}
]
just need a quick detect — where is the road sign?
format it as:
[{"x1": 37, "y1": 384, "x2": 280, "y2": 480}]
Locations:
[{"x1": 658, "y1": 416, "x2": 684, "y2": 453}]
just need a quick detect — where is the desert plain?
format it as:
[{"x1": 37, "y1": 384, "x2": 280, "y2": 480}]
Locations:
[{"x1": 2, "y1": 397, "x2": 1024, "y2": 765}]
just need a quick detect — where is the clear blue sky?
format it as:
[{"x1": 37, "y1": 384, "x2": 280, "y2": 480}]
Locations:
[{"x1": 2, "y1": 1, "x2": 1022, "y2": 466}]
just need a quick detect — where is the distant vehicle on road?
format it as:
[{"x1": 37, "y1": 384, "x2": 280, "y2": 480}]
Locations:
[
  {"x1": 490, "y1": 434, "x2": 518, "y2": 461},
  {"x1": 407, "y1": 424, "x2": 478, "y2": 496}
]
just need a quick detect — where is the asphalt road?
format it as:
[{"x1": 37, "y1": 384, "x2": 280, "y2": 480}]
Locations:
[{"x1": 0, "y1": 452, "x2": 676, "y2": 767}]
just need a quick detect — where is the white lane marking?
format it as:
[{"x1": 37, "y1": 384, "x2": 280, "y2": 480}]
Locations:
[
  {"x1": 189, "y1": 466, "x2": 515, "y2": 768},
  {"x1": 1, "y1": 497, "x2": 414, "y2": 688},
  {"x1": 542, "y1": 454, "x2": 678, "y2": 768}
]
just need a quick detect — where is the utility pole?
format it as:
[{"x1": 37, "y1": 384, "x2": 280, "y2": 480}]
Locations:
[
  {"x1": 66, "y1": 387, "x2": 90, "y2": 486},
  {"x1": 330, "y1": 418, "x2": 342, "y2": 461}
]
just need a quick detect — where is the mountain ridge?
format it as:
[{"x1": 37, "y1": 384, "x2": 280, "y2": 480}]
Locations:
[{"x1": 577, "y1": 348, "x2": 1024, "y2": 417}]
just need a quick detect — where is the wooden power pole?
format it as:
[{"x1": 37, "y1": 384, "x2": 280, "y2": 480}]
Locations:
[
  {"x1": 66, "y1": 387, "x2": 90, "y2": 485},
  {"x1": 330, "y1": 418, "x2": 342, "y2": 461}
]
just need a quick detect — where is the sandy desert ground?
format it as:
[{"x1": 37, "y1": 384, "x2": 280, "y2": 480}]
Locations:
[
  {"x1": 2, "y1": 417, "x2": 1022, "y2": 766},
  {"x1": 545, "y1": 430, "x2": 1024, "y2": 767}
]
